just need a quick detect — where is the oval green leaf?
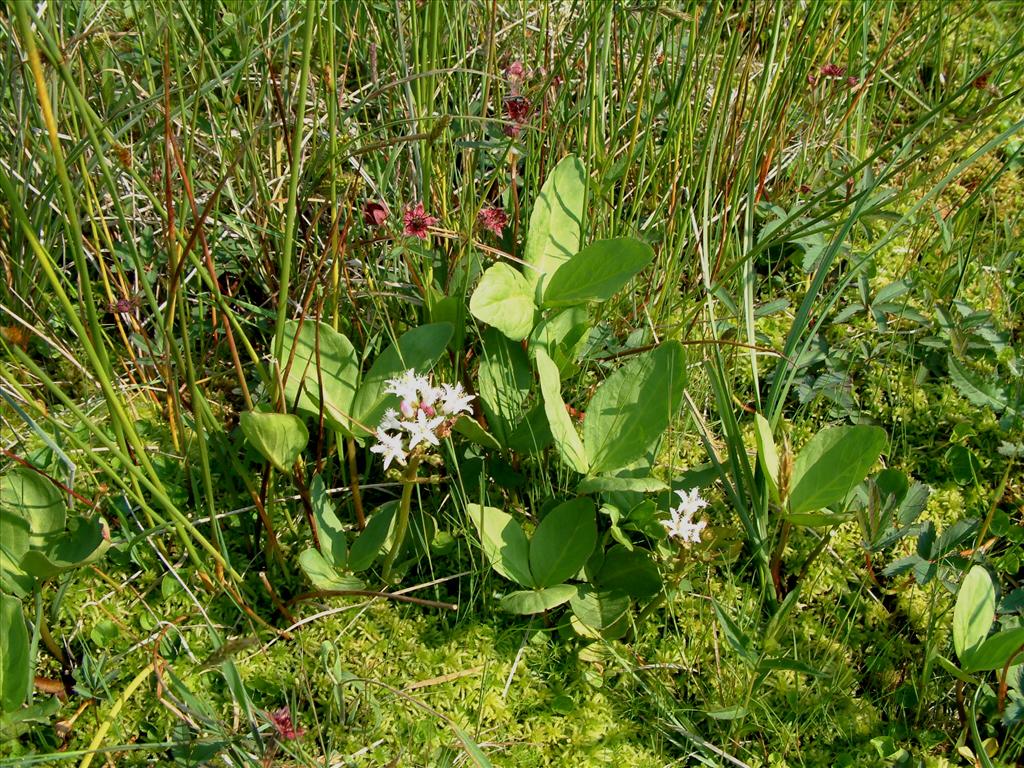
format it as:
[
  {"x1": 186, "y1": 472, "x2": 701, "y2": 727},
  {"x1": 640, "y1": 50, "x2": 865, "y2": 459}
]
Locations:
[
  {"x1": 239, "y1": 411, "x2": 309, "y2": 472},
  {"x1": 469, "y1": 263, "x2": 537, "y2": 341},
  {"x1": 583, "y1": 341, "x2": 686, "y2": 474},
  {"x1": 499, "y1": 585, "x2": 576, "y2": 615},
  {"x1": 466, "y1": 504, "x2": 533, "y2": 588},
  {"x1": 962, "y1": 627, "x2": 1024, "y2": 673},
  {"x1": 788, "y1": 425, "x2": 887, "y2": 515},
  {"x1": 524, "y1": 155, "x2": 585, "y2": 298},
  {"x1": 281, "y1": 320, "x2": 359, "y2": 431},
  {"x1": 542, "y1": 237, "x2": 655, "y2": 307},
  {"x1": 0, "y1": 593, "x2": 30, "y2": 713},
  {"x1": 953, "y1": 565, "x2": 995, "y2": 663},
  {"x1": 529, "y1": 498, "x2": 597, "y2": 588}
]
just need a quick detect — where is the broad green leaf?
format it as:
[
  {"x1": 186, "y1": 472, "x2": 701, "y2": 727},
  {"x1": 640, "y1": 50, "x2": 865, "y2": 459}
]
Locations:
[
  {"x1": 348, "y1": 502, "x2": 398, "y2": 572},
  {"x1": 297, "y1": 549, "x2": 364, "y2": 592},
  {"x1": 0, "y1": 506, "x2": 31, "y2": 597},
  {"x1": 529, "y1": 498, "x2": 596, "y2": 588},
  {"x1": 570, "y1": 585, "x2": 630, "y2": 631},
  {"x1": 350, "y1": 323, "x2": 453, "y2": 437},
  {"x1": 280, "y1": 320, "x2": 359, "y2": 430},
  {"x1": 469, "y1": 264, "x2": 537, "y2": 341},
  {"x1": 788, "y1": 425, "x2": 887, "y2": 515},
  {"x1": 529, "y1": 307, "x2": 590, "y2": 376},
  {"x1": 577, "y1": 476, "x2": 668, "y2": 494},
  {"x1": 535, "y1": 350, "x2": 588, "y2": 473},
  {"x1": 505, "y1": 403, "x2": 553, "y2": 455},
  {"x1": 542, "y1": 238, "x2": 655, "y2": 307},
  {"x1": 19, "y1": 517, "x2": 109, "y2": 579},
  {"x1": 595, "y1": 545, "x2": 662, "y2": 599},
  {"x1": 0, "y1": 593, "x2": 29, "y2": 713},
  {"x1": 524, "y1": 155, "x2": 586, "y2": 298},
  {"x1": 0, "y1": 469, "x2": 65, "y2": 548},
  {"x1": 875, "y1": 468, "x2": 909, "y2": 508},
  {"x1": 239, "y1": 411, "x2": 309, "y2": 471},
  {"x1": 499, "y1": 585, "x2": 576, "y2": 615},
  {"x1": 954, "y1": 565, "x2": 995, "y2": 662},
  {"x1": 754, "y1": 413, "x2": 780, "y2": 503},
  {"x1": 452, "y1": 415, "x2": 502, "y2": 451},
  {"x1": 310, "y1": 474, "x2": 346, "y2": 568},
  {"x1": 477, "y1": 329, "x2": 532, "y2": 445},
  {"x1": 962, "y1": 627, "x2": 1024, "y2": 673},
  {"x1": 583, "y1": 342, "x2": 686, "y2": 474},
  {"x1": 466, "y1": 504, "x2": 533, "y2": 588}
]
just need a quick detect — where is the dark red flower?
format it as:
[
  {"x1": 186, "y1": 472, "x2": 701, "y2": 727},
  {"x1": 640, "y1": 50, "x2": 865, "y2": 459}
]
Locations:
[
  {"x1": 502, "y1": 123, "x2": 522, "y2": 138},
  {"x1": 267, "y1": 707, "x2": 304, "y2": 740},
  {"x1": 504, "y1": 96, "x2": 531, "y2": 123},
  {"x1": 847, "y1": 75, "x2": 860, "y2": 88},
  {"x1": 403, "y1": 202, "x2": 439, "y2": 239},
  {"x1": 362, "y1": 200, "x2": 389, "y2": 228},
  {"x1": 820, "y1": 63, "x2": 846, "y2": 79},
  {"x1": 973, "y1": 72, "x2": 990, "y2": 90},
  {"x1": 477, "y1": 207, "x2": 508, "y2": 236}
]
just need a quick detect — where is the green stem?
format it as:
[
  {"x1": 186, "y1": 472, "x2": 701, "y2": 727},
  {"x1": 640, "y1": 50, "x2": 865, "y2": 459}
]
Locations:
[
  {"x1": 272, "y1": 0, "x2": 317, "y2": 374},
  {"x1": 381, "y1": 456, "x2": 422, "y2": 582}
]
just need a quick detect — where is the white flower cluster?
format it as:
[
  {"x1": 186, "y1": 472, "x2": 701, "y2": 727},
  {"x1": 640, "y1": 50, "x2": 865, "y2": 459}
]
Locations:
[
  {"x1": 369, "y1": 369, "x2": 474, "y2": 470},
  {"x1": 662, "y1": 488, "x2": 708, "y2": 545}
]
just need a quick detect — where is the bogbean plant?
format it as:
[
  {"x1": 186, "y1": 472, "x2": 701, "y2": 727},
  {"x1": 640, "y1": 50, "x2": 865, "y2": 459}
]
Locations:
[{"x1": 232, "y1": 157, "x2": 908, "y2": 647}]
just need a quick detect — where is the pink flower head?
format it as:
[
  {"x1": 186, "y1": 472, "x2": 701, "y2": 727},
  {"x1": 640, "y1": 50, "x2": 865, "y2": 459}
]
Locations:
[
  {"x1": 821, "y1": 63, "x2": 846, "y2": 79},
  {"x1": 502, "y1": 123, "x2": 522, "y2": 138},
  {"x1": 403, "y1": 202, "x2": 438, "y2": 239},
  {"x1": 477, "y1": 207, "x2": 508, "y2": 236},
  {"x1": 506, "y1": 60, "x2": 526, "y2": 81},
  {"x1": 267, "y1": 706, "x2": 304, "y2": 740},
  {"x1": 362, "y1": 200, "x2": 389, "y2": 228},
  {"x1": 806, "y1": 73, "x2": 818, "y2": 87},
  {"x1": 846, "y1": 75, "x2": 860, "y2": 88}
]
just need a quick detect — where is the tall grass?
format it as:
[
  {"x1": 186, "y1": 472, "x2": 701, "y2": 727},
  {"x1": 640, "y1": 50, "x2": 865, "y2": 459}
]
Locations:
[{"x1": 1, "y1": 0, "x2": 1022, "y2": 764}]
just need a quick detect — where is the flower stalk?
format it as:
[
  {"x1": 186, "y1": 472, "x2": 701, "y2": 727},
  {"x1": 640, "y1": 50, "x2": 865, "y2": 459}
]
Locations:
[{"x1": 381, "y1": 455, "x2": 423, "y2": 582}]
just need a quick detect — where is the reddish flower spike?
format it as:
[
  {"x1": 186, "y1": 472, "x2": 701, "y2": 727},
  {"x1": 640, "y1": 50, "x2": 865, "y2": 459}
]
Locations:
[
  {"x1": 267, "y1": 707, "x2": 304, "y2": 741},
  {"x1": 504, "y1": 96, "x2": 531, "y2": 123},
  {"x1": 403, "y1": 202, "x2": 439, "y2": 239},
  {"x1": 477, "y1": 207, "x2": 508, "y2": 236}
]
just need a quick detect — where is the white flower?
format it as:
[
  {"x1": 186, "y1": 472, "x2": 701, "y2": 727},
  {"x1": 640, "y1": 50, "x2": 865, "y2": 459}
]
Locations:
[
  {"x1": 674, "y1": 488, "x2": 709, "y2": 517},
  {"x1": 370, "y1": 428, "x2": 408, "y2": 470},
  {"x1": 380, "y1": 408, "x2": 404, "y2": 432},
  {"x1": 662, "y1": 487, "x2": 709, "y2": 545},
  {"x1": 405, "y1": 409, "x2": 444, "y2": 449},
  {"x1": 662, "y1": 512, "x2": 707, "y2": 544},
  {"x1": 385, "y1": 369, "x2": 428, "y2": 405},
  {"x1": 419, "y1": 384, "x2": 441, "y2": 408},
  {"x1": 439, "y1": 382, "x2": 474, "y2": 415}
]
